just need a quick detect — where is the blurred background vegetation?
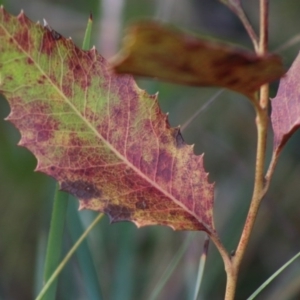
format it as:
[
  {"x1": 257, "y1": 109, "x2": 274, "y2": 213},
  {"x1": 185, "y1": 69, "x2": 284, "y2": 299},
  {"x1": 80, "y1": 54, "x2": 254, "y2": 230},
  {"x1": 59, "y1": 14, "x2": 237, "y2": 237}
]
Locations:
[{"x1": 1, "y1": 0, "x2": 300, "y2": 299}]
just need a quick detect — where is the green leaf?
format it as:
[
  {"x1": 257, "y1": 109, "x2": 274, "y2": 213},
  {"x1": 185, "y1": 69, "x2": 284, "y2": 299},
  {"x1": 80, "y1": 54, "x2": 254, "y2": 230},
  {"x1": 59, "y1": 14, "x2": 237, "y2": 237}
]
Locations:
[
  {"x1": 111, "y1": 21, "x2": 284, "y2": 97},
  {"x1": 82, "y1": 14, "x2": 93, "y2": 51},
  {"x1": 0, "y1": 8, "x2": 215, "y2": 232}
]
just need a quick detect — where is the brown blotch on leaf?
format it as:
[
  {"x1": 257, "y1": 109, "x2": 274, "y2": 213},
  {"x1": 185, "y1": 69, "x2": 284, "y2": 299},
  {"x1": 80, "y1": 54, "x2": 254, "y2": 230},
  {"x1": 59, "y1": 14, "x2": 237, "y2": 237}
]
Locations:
[
  {"x1": 104, "y1": 204, "x2": 133, "y2": 220},
  {"x1": 183, "y1": 36, "x2": 202, "y2": 51},
  {"x1": 226, "y1": 78, "x2": 240, "y2": 86},
  {"x1": 169, "y1": 210, "x2": 178, "y2": 216},
  {"x1": 174, "y1": 128, "x2": 185, "y2": 148},
  {"x1": 135, "y1": 197, "x2": 149, "y2": 210},
  {"x1": 51, "y1": 30, "x2": 62, "y2": 41},
  {"x1": 178, "y1": 62, "x2": 195, "y2": 74},
  {"x1": 61, "y1": 180, "x2": 101, "y2": 199},
  {"x1": 220, "y1": 53, "x2": 256, "y2": 67}
]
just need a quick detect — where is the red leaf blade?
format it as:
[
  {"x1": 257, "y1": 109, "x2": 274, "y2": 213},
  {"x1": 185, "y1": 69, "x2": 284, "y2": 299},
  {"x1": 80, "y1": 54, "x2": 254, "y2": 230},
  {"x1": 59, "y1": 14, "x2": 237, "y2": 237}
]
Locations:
[
  {"x1": 0, "y1": 8, "x2": 215, "y2": 232},
  {"x1": 271, "y1": 52, "x2": 300, "y2": 155}
]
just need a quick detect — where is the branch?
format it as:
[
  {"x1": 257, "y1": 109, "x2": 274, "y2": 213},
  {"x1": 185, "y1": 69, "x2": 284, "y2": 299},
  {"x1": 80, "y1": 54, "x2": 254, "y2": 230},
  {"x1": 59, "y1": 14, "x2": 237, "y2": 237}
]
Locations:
[{"x1": 222, "y1": 1, "x2": 270, "y2": 299}]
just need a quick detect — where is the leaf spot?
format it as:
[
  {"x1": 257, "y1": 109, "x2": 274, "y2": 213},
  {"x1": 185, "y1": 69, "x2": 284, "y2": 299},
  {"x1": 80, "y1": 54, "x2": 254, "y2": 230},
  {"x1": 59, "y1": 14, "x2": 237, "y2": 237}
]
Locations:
[
  {"x1": 135, "y1": 198, "x2": 149, "y2": 210},
  {"x1": 174, "y1": 129, "x2": 185, "y2": 148},
  {"x1": 61, "y1": 180, "x2": 101, "y2": 200}
]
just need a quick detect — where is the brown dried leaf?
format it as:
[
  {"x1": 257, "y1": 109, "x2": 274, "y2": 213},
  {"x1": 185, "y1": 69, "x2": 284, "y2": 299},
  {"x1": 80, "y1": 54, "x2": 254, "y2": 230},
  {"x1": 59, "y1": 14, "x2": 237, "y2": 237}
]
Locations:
[{"x1": 111, "y1": 21, "x2": 284, "y2": 97}]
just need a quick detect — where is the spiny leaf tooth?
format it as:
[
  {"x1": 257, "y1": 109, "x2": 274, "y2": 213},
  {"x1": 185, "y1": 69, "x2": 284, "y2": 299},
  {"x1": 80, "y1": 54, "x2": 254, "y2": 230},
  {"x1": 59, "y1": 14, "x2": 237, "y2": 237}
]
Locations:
[
  {"x1": 17, "y1": 141, "x2": 24, "y2": 148},
  {"x1": 34, "y1": 165, "x2": 42, "y2": 172},
  {"x1": 18, "y1": 10, "x2": 27, "y2": 22},
  {"x1": 4, "y1": 115, "x2": 12, "y2": 121},
  {"x1": 78, "y1": 203, "x2": 85, "y2": 210}
]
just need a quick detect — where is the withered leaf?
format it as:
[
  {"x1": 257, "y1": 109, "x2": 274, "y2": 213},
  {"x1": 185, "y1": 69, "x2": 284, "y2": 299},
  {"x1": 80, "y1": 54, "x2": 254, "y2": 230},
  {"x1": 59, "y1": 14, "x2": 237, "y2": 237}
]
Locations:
[{"x1": 111, "y1": 21, "x2": 284, "y2": 97}]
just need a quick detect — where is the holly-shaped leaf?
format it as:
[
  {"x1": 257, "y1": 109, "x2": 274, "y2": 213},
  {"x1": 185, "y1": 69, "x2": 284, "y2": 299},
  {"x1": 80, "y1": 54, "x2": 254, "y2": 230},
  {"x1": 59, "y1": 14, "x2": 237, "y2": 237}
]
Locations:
[
  {"x1": 0, "y1": 8, "x2": 215, "y2": 232},
  {"x1": 111, "y1": 21, "x2": 284, "y2": 97},
  {"x1": 271, "y1": 53, "x2": 300, "y2": 157}
]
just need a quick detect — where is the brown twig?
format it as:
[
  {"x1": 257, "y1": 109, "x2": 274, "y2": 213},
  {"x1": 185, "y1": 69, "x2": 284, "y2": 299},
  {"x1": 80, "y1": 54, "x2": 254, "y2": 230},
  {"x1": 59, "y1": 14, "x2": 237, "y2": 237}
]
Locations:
[{"x1": 222, "y1": 1, "x2": 271, "y2": 299}]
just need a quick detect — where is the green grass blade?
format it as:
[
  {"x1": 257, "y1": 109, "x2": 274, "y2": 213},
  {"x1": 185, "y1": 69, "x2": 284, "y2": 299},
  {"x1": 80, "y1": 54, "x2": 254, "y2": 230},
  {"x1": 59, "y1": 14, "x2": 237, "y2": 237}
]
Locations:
[
  {"x1": 42, "y1": 184, "x2": 69, "y2": 300},
  {"x1": 148, "y1": 232, "x2": 195, "y2": 300},
  {"x1": 112, "y1": 225, "x2": 136, "y2": 300},
  {"x1": 36, "y1": 213, "x2": 104, "y2": 300},
  {"x1": 67, "y1": 199, "x2": 103, "y2": 300},
  {"x1": 82, "y1": 14, "x2": 93, "y2": 50},
  {"x1": 34, "y1": 231, "x2": 47, "y2": 296},
  {"x1": 193, "y1": 235, "x2": 210, "y2": 300},
  {"x1": 247, "y1": 251, "x2": 300, "y2": 300}
]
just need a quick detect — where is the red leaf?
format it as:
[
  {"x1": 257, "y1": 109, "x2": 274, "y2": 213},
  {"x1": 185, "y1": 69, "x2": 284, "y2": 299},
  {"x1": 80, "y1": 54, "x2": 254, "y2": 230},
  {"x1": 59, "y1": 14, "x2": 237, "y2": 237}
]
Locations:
[
  {"x1": 271, "y1": 53, "x2": 300, "y2": 155},
  {"x1": 0, "y1": 8, "x2": 215, "y2": 232}
]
